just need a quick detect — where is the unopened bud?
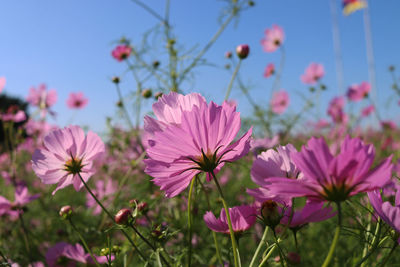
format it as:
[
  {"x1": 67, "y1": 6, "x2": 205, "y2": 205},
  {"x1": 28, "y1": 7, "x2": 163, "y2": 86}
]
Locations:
[
  {"x1": 152, "y1": 61, "x2": 160, "y2": 68},
  {"x1": 236, "y1": 44, "x2": 250, "y2": 59},
  {"x1": 137, "y1": 202, "x2": 149, "y2": 213},
  {"x1": 59, "y1": 205, "x2": 73, "y2": 219},
  {"x1": 248, "y1": 0, "x2": 255, "y2": 6},
  {"x1": 116, "y1": 101, "x2": 123, "y2": 108},
  {"x1": 112, "y1": 76, "x2": 120, "y2": 84},
  {"x1": 389, "y1": 65, "x2": 395, "y2": 72},
  {"x1": 261, "y1": 201, "x2": 281, "y2": 229},
  {"x1": 155, "y1": 92, "x2": 163, "y2": 100},
  {"x1": 225, "y1": 51, "x2": 232, "y2": 59},
  {"x1": 115, "y1": 208, "x2": 132, "y2": 225},
  {"x1": 320, "y1": 84, "x2": 327, "y2": 91},
  {"x1": 142, "y1": 89, "x2": 152, "y2": 98}
]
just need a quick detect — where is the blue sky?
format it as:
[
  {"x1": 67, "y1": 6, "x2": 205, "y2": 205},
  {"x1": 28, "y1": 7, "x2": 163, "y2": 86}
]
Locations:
[{"x1": 1, "y1": 0, "x2": 399, "y2": 133}]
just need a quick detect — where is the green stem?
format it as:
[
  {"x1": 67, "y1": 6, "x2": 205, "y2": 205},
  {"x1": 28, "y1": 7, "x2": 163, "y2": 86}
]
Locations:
[
  {"x1": 357, "y1": 219, "x2": 381, "y2": 267},
  {"x1": 321, "y1": 202, "x2": 342, "y2": 267},
  {"x1": 211, "y1": 171, "x2": 240, "y2": 267},
  {"x1": 77, "y1": 173, "x2": 149, "y2": 264},
  {"x1": 258, "y1": 244, "x2": 276, "y2": 267},
  {"x1": 198, "y1": 177, "x2": 223, "y2": 265},
  {"x1": 114, "y1": 83, "x2": 134, "y2": 130},
  {"x1": 380, "y1": 242, "x2": 398, "y2": 267},
  {"x1": 249, "y1": 227, "x2": 269, "y2": 267},
  {"x1": 225, "y1": 60, "x2": 242, "y2": 100},
  {"x1": 68, "y1": 218, "x2": 100, "y2": 267},
  {"x1": 187, "y1": 178, "x2": 196, "y2": 266}
]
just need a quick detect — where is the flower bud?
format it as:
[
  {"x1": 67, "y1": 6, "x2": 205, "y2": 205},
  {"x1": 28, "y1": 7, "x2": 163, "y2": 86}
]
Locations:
[
  {"x1": 100, "y1": 248, "x2": 110, "y2": 256},
  {"x1": 115, "y1": 208, "x2": 132, "y2": 225},
  {"x1": 236, "y1": 44, "x2": 250, "y2": 59},
  {"x1": 225, "y1": 51, "x2": 232, "y2": 59},
  {"x1": 152, "y1": 60, "x2": 160, "y2": 68},
  {"x1": 155, "y1": 92, "x2": 163, "y2": 100},
  {"x1": 137, "y1": 202, "x2": 149, "y2": 213},
  {"x1": 287, "y1": 252, "x2": 301, "y2": 265},
  {"x1": 116, "y1": 101, "x2": 123, "y2": 108},
  {"x1": 248, "y1": 0, "x2": 255, "y2": 6},
  {"x1": 389, "y1": 65, "x2": 395, "y2": 72},
  {"x1": 142, "y1": 89, "x2": 152, "y2": 99},
  {"x1": 261, "y1": 200, "x2": 281, "y2": 229},
  {"x1": 112, "y1": 76, "x2": 120, "y2": 84},
  {"x1": 59, "y1": 205, "x2": 73, "y2": 219}
]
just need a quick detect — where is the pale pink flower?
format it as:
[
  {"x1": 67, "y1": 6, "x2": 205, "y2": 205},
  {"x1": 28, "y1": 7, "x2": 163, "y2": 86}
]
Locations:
[
  {"x1": 0, "y1": 77, "x2": 6, "y2": 93},
  {"x1": 111, "y1": 45, "x2": 132, "y2": 61},
  {"x1": 270, "y1": 90, "x2": 289, "y2": 114},
  {"x1": 1, "y1": 106, "x2": 26, "y2": 122},
  {"x1": 361, "y1": 105, "x2": 375, "y2": 117},
  {"x1": 32, "y1": 125, "x2": 105, "y2": 195},
  {"x1": 263, "y1": 63, "x2": 275, "y2": 78},
  {"x1": 301, "y1": 63, "x2": 325, "y2": 85},
  {"x1": 261, "y1": 25, "x2": 285, "y2": 53},
  {"x1": 347, "y1": 82, "x2": 370, "y2": 102},
  {"x1": 66, "y1": 92, "x2": 89, "y2": 109},
  {"x1": 327, "y1": 96, "x2": 348, "y2": 124},
  {"x1": 86, "y1": 179, "x2": 117, "y2": 215},
  {"x1": 26, "y1": 84, "x2": 57, "y2": 118}
]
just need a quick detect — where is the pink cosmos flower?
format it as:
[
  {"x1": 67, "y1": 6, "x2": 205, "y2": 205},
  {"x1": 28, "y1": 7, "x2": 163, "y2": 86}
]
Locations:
[
  {"x1": 250, "y1": 135, "x2": 280, "y2": 156},
  {"x1": 66, "y1": 92, "x2": 89, "y2": 109},
  {"x1": 280, "y1": 201, "x2": 336, "y2": 228},
  {"x1": 86, "y1": 179, "x2": 117, "y2": 215},
  {"x1": 32, "y1": 125, "x2": 105, "y2": 195},
  {"x1": 265, "y1": 136, "x2": 393, "y2": 202},
  {"x1": 368, "y1": 190, "x2": 400, "y2": 243},
  {"x1": 111, "y1": 45, "x2": 132, "y2": 61},
  {"x1": 1, "y1": 105, "x2": 26, "y2": 122},
  {"x1": 327, "y1": 96, "x2": 348, "y2": 124},
  {"x1": 261, "y1": 25, "x2": 285, "y2": 53},
  {"x1": 25, "y1": 119, "x2": 56, "y2": 141},
  {"x1": 263, "y1": 63, "x2": 275, "y2": 78},
  {"x1": 301, "y1": 63, "x2": 325, "y2": 85},
  {"x1": 204, "y1": 205, "x2": 257, "y2": 233},
  {"x1": 247, "y1": 145, "x2": 301, "y2": 204},
  {"x1": 381, "y1": 120, "x2": 396, "y2": 130},
  {"x1": 46, "y1": 242, "x2": 112, "y2": 266},
  {"x1": 144, "y1": 92, "x2": 252, "y2": 197},
  {"x1": 347, "y1": 82, "x2": 370, "y2": 102},
  {"x1": 0, "y1": 77, "x2": 5, "y2": 93},
  {"x1": 26, "y1": 84, "x2": 57, "y2": 118},
  {"x1": 361, "y1": 105, "x2": 375, "y2": 117},
  {"x1": 270, "y1": 90, "x2": 289, "y2": 114},
  {"x1": 0, "y1": 185, "x2": 39, "y2": 220}
]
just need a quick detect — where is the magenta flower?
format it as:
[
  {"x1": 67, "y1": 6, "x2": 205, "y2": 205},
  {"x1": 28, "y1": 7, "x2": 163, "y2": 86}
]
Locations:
[
  {"x1": 381, "y1": 120, "x2": 396, "y2": 130},
  {"x1": 144, "y1": 92, "x2": 252, "y2": 197},
  {"x1": 111, "y1": 45, "x2": 132, "y2": 61},
  {"x1": 263, "y1": 63, "x2": 275, "y2": 78},
  {"x1": 347, "y1": 82, "x2": 370, "y2": 102},
  {"x1": 327, "y1": 96, "x2": 348, "y2": 124},
  {"x1": 250, "y1": 135, "x2": 279, "y2": 156},
  {"x1": 368, "y1": 190, "x2": 400, "y2": 243},
  {"x1": 247, "y1": 145, "x2": 301, "y2": 204},
  {"x1": 265, "y1": 136, "x2": 393, "y2": 202},
  {"x1": 0, "y1": 77, "x2": 5, "y2": 93},
  {"x1": 66, "y1": 92, "x2": 89, "y2": 109},
  {"x1": 32, "y1": 125, "x2": 105, "y2": 195},
  {"x1": 270, "y1": 90, "x2": 289, "y2": 114},
  {"x1": 46, "y1": 242, "x2": 112, "y2": 266},
  {"x1": 301, "y1": 63, "x2": 325, "y2": 85},
  {"x1": 86, "y1": 179, "x2": 117, "y2": 215},
  {"x1": 1, "y1": 106, "x2": 26, "y2": 122},
  {"x1": 0, "y1": 185, "x2": 39, "y2": 220},
  {"x1": 204, "y1": 205, "x2": 257, "y2": 233},
  {"x1": 261, "y1": 25, "x2": 285, "y2": 53},
  {"x1": 26, "y1": 84, "x2": 57, "y2": 118},
  {"x1": 280, "y1": 201, "x2": 336, "y2": 228},
  {"x1": 361, "y1": 105, "x2": 375, "y2": 117}
]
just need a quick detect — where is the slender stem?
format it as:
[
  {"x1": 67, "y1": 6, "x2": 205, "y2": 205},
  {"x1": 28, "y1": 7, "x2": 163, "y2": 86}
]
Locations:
[
  {"x1": 380, "y1": 242, "x2": 398, "y2": 267},
  {"x1": 293, "y1": 230, "x2": 299, "y2": 252},
  {"x1": 114, "y1": 83, "x2": 134, "y2": 130},
  {"x1": 130, "y1": 0, "x2": 166, "y2": 23},
  {"x1": 249, "y1": 227, "x2": 269, "y2": 267},
  {"x1": 198, "y1": 177, "x2": 223, "y2": 265},
  {"x1": 68, "y1": 218, "x2": 100, "y2": 267},
  {"x1": 187, "y1": 178, "x2": 196, "y2": 266},
  {"x1": 77, "y1": 173, "x2": 149, "y2": 264},
  {"x1": 211, "y1": 171, "x2": 240, "y2": 267},
  {"x1": 258, "y1": 244, "x2": 276, "y2": 267},
  {"x1": 356, "y1": 219, "x2": 381, "y2": 267},
  {"x1": 321, "y1": 202, "x2": 342, "y2": 267},
  {"x1": 225, "y1": 60, "x2": 242, "y2": 101},
  {"x1": 270, "y1": 46, "x2": 285, "y2": 96},
  {"x1": 0, "y1": 249, "x2": 8, "y2": 263}
]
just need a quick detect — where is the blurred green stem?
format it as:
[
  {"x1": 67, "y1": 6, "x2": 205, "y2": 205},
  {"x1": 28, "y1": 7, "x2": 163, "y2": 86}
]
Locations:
[
  {"x1": 187, "y1": 178, "x2": 196, "y2": 266},
  {"x1": 258, "y1": 244, "x2": 276, "y2": 267},
  {"x1": 249, "y1": 227, "x2": 269, "y2": 267},
  {"x1": 321, "y1": 202, "x2": 342, "y2": 267},
  {"x1": 380, "y1": 242, "x2": 398, "y2": 267},
  {"x1": 225, "y1": 59, "x2": 242, "y2": 100},
  {"x1": 114, "y1": 83, "x2": 134, "y2": 129}
]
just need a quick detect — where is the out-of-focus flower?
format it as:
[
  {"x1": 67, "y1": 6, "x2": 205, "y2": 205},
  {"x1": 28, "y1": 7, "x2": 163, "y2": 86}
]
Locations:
[
  {"x1": 46, "y1": 242, "x2": 112, "y2": 266},
  {"x1": 225, "y1": 51, "x2": 232, "y2": 59},
  {"x1": 204, "y1": 205, "x2": 257, "y2": 233},
  {"x1": 111, "y1": 45, "x2": 132, "y2": 61},
  {"x1": 250, "y1": 135, "x2": 280, "y2": 155},
  {"x1": 270, "y1": 90, "x2": 289, "y2": 114},
  {"x1": 66, "y1": 92, "x2": 88, "y2": 109},
  {"x1": 343, "y1": 0, "x2": 367, "y2": 16},
  {"x1": 261, "y1": 25, "x2": 284, "y2": 53},
  {"x1": 265, "y1": 136, "x2": 393, "y2": 202},
  {"x1": 25, "y1": 119, "x2": 56, "y2": 141},
  {"x1": 381, "y1": 120, "x2": 396, "y2": 131},
  {"x1": 144, "y1": 92, "x2": 252, "y2": 197},
  {"x1": 347, "y1": 82, "x2": 370, "y2": 102},
  {"x1": 361, "y1": 105, "x2": 375, "y2": 117},
  {"x1": 86, "y1": 179, "x2": 117, "y2": 215},
  {"x1": 0, "y1": 185, "x2": 39, "y2": 220},
  {"x1": 301, "y1": 63, "x2": 325, "y2": 85},
  {"x1": 0, "y1": 77, "x2": 6, "y2": 93},
  {"x1": 32, "y1": 125, "x2": 105, "y2": 195},
  {"x1": 368, "y1": 190, "x2": 400, "y2": 243},
  {"x1": 1, "y1": 105, "x2": 26, "y2": 122},
  {"x1": 263, "y1": 63, "x2": 275, "y2": 78},
  {"x1": 26, "y1": 84, "x2": 57, "y2": 118},
  {"x1": 327, "y1": 96, "x2": 348, "y2": 124},
  {"x1": 236, "y1": 44, "x2": 250, "y2": 59}
]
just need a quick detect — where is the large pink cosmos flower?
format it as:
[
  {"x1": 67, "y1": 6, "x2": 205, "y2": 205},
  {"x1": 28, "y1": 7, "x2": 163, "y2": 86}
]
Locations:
[
  {"x1": 347, "y1": 82, "x2": 370, "y2": 102},
  {"x1": 301, "y1": 63, "x2": 325, "y2": 85},
  {"x1": 270, "y1": 90, "x2": 289, "y2": 115},
  {"x1": 26, "y1": 84, "x2": 57, "y2": 118},
  {"x1": 32, "y1": 125, "x2": 105, "y2": 195},
  {"x1": 265, "y1": 136, "x2": 393, "y2": 202},
  {"x1": 66, "y1": 92, "x2": 89, "y2": 109},
  {"x1": 368, "y1": 190, "x2": 400, "y2": 243},
  {"x1": 204, "y1": 205, "x2": 257, "y2": 233},
  {"x1": 261, "y1": 25, "x2": 285, "y2": 53},
  {"x1": 46, "y1": 242, "x2": 112, "y2": 266},
  {"x1": 144, "y1": 92, "x2": 252, "y2": 197},
  {"x1": 111, "y1": 45, "x2": 132, "y2": 62}
]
